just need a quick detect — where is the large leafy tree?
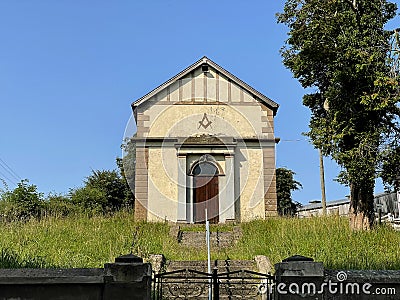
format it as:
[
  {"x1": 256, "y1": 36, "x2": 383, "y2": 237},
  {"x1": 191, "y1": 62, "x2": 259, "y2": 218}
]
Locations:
[
  {"x1": 278, "y1": 0, "x2": 399, "y2": 229},
  {"x1": 276, "y1": 167, "x2": 302, "y2": 216},
  {"x1": 70, "y1": 169, "x2": 133, "y2": 213},
  {"x1": 381, "y1": 29, "x2": 400, "y2": 190}
]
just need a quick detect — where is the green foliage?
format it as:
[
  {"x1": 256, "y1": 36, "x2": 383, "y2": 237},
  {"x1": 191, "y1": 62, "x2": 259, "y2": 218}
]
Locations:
[
  {"x1": 118, "y1": 136, "x2": 136, "y2": 199},
  {"x1": 381, "y1": 147, "x2": 400, "y2": 191},
  {"x1": 277, "y1": 0, "x2": 399, "y2": 225},
  {"x1": 0, "y1": 169, "x2": 133, "y2": 222},
  {"x1": 70, "y1": 169, "x2": 133, "y2": 214},
  {"x1": 85, "y1": 169, "x2": 130, "y2": 211},
  {"x1": 276, "y1": 168, "x2": 302, "y2": 216},
  {"x1": 0, "y1": 180, "x2": 43, "y2": 221},
  {"x1": 388, "y1": 29, "x2": 400, "y2": 79},
  {"x1": 70, "y1": 185, "x2": 108, "y2": 214},
  {"x1": 0, "y1": 248, "x2": 50, "y2": 268},
  {"x1": 380, "y1": 29, "x2": 400, "y2": 191},
  {"x1": 45, "y1": 193, "x2": 79, "y2": 218}
]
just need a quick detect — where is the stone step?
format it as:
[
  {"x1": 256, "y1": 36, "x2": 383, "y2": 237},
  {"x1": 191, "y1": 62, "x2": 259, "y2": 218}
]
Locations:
[
  {"x1": 166, "y1": 259, "x2": 257, "y2": 273},
  {"x1": 171, "y1": 225, "x2": 242, "y2": 248},
  {"x1": 149, "y1": 255, "x2": 273, "y2": 276},
  {"x1": 179, "y1": 231, "x2": 235, "y2": 247}
]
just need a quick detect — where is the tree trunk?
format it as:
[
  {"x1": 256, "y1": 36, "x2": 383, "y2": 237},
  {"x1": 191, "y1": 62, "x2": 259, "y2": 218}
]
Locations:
[{"x1": 349, "y1": 181, "x2": 375, "y2": 230}]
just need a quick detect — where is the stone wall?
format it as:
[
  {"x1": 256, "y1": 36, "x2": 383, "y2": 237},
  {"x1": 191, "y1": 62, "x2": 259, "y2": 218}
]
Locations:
[
  {"x1": 0, "y1": 254, "x2": 151, "y2": 300},
  {"x1": 275, "y1": 255, "x2": 400, "y2": 300}
]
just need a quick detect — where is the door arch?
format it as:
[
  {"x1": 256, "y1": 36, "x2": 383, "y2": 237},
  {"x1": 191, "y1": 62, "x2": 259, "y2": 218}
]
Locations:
[{"x1": 191, "y1": 161, "x2": 219, "y2": 224}]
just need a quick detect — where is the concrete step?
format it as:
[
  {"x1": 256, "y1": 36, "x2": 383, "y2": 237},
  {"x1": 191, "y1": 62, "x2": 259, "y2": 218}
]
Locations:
[
  {"x1": 166, "y1": 259, "x2": 257, "y2": 273},
  {"x1": 171, "y1": 225, "x2": 242, "y2": 248}
]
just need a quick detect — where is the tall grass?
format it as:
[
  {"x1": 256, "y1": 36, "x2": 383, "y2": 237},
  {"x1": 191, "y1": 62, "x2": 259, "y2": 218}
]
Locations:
[
  {"x1": 0, "y1": 214, "x2": 400, "y2": 269},
  {"x1": 237, "y1": 217, "x2": 400, "y2": 270},
  {"x1": 0, "y1": 211, "x2": 137, "y2": 268}
]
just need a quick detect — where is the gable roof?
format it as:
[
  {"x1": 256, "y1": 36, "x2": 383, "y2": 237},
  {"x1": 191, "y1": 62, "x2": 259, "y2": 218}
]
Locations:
[{"x1": 131, "y1": 56, "x2": 279, "y2": 115}]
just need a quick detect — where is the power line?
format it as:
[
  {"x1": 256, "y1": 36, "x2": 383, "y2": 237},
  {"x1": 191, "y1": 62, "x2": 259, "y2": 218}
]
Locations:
[
  {"x1": 0, "y1": 157, "x2": 21, "y2": 182},
  {"x1": 280, "y1": 139, "x2": 304, "y2": 142},
  {"x1": 0, "y1": 170, "x2": 17, "y2": 186},
  {"x1": 0, "y1": 157, "x2": 21, "y2": 180}
]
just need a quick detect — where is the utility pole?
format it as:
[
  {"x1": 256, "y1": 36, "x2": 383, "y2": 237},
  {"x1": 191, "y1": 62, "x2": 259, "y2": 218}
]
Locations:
[{"x1": 319, "y1": 149, "x2": 327, "y2": 216}]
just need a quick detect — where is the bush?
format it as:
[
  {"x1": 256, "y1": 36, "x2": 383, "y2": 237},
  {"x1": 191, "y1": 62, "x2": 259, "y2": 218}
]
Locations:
[
  {"x1": 0, "y1": 180, "x2": 43, "y2": 221},
  {"x1": 44, "y1": 194, "x2": 78, "y2": 218},
  {"x1": 69, "y1": 170, "x2": 133, "y2": 215},
  {"x1": 70, "y1": 186, "x2": 107, "y2": 215},
  {"x1": 84, "y1": 170, "x2": 131, "y2": 211}
]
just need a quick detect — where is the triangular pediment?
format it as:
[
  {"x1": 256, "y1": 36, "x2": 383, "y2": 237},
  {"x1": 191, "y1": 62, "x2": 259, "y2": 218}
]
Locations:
[{"x1": 131, "y1": 56, "x2": 279, "y2": 115}]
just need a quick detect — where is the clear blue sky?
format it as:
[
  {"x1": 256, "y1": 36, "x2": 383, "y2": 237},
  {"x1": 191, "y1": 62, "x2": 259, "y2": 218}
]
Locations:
[{"x1": 0, "y1": 1, "x2": 399, "y2": 204}]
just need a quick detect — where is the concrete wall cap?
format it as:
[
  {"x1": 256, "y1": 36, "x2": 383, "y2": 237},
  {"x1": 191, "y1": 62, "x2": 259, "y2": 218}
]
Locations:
[
  {"x1": 282, "y1": 255, "x2": 314, "y2": 262},
  {"x1": 114, "y1": 253, "x2": 143, "y2": 264}
]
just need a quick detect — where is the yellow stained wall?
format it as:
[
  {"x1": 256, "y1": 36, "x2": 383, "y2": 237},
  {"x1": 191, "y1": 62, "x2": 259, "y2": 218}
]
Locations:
[
  {"x1": 237, "y1": 148, "x2": 266, "y2": 220},
  {"x1": 147, "y1": 147, "x2": 178, "y2": 222},
  {"x1": 146, "y1": 104, "x2": 265, "y2": 139}
]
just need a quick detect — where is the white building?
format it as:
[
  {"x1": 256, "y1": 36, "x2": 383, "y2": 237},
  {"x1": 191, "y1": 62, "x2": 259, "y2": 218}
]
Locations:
[{"x1": 130, "y1": 57, "x2": 280, "y2": 223}]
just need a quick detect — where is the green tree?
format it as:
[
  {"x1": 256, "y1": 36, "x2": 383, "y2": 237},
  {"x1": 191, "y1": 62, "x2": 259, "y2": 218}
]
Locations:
[
  {"x1": 0, "y1": 179, "x2": 43, "y2": 221},
  {"x1": 85, "y1": 169, "x2": 131, "y2": 210},
  {"x1": 45, "y1": 193, "x2": 77, "y2": 217},
  {"x1": 70, "y1": 169, "x2": 132, "y2": 214},
  {"x1": 70, "y1": 185, "x2": 108, "y2": 214},
  {"x1": 278, "y1": 0, "x2": 399, "y2": 229},
  {"x1": 117, "y1": 136, "x2": 136, "y2": 195},
  {"x1": 380, "y1": 29, "x2": 400, "y2": 191},
  {"x1": 276, "y1": 167, "x2": 302, "y2": 216},
  {"x1": 116, "y1": 136, "x2": 136, "y2": 213}
]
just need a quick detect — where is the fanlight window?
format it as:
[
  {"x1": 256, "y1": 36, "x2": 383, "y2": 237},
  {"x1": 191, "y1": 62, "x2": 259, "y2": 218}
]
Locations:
[{"x1": 192, "y1": 162, "x2": 219, "y2": 176}]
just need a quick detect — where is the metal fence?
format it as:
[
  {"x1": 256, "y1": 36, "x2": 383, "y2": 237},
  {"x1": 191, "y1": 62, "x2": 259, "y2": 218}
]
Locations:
[{"x1": 152, "y1": 268, "x2": 275, "y2": 300}]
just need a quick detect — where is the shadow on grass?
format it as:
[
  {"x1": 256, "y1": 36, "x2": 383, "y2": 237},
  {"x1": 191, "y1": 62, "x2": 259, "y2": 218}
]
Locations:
[{"x1": 0, "y1": 248, "x2": 55, "y2": 268}]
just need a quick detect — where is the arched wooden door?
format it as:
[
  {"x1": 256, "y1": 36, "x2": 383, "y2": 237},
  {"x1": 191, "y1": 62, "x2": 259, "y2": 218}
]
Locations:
[{"x1": 193, "y1": 162, "x2": 219, "y2": 224}]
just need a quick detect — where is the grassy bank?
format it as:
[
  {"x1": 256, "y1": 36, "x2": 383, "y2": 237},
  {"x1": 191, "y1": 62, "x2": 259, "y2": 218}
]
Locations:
[
  {"x1": 238, "y1": 217, "x2": 400, "y2": 270},
  {"x1": 0, "y1": 212, "x2": 137, "y2": 268},
  {"x1": 0, "y1": 213, "x2": 399, "y2": 269}
]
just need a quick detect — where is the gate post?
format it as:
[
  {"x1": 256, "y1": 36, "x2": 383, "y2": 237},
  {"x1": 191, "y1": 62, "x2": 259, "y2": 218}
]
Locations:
[
  {"x1": 212, "y1": 267, "x2": 219, "y2": 300},
  {"x1": 274, "y1": 255, "x2": 324, "y2": 300},
  {"x1": 103, "y1": 254, "x2": 152, "y2": 300}
]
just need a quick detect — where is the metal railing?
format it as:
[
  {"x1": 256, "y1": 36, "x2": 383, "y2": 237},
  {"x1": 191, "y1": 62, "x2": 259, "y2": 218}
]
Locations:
[{"x1": 152, "y1": 267, "x2": 275, "y2": 300}]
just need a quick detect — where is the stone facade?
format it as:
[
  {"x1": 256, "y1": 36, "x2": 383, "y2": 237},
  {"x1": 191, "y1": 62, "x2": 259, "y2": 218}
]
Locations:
[{"x1": 130, "y1": 57, "x2": 279, "y2": 223}]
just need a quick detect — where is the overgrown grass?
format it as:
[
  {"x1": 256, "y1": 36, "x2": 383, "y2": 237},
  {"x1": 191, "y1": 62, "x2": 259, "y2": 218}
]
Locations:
[
  {"x1": 1, "y1": 214, "x2": 400, "y2": 270},
  {"x1": 0, "y1": 211, "x2": 137, "y2": 268},
  {"x1": 237, "y1": 217, "x2": 400, "y2": 270},
  {"x1": 0, "y1": 248, "x2": 49, "y2": 268}
]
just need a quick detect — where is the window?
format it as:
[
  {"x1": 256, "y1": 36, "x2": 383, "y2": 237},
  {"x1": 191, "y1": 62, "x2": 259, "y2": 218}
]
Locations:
[{"x1": 192, "y1": 162, "x2": 218, "y2": 176}]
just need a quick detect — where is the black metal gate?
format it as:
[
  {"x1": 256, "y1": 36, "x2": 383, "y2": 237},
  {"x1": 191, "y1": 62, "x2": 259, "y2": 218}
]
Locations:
[{"x1": 152, "y1": 268, "x2": 275, "y2": 299}]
